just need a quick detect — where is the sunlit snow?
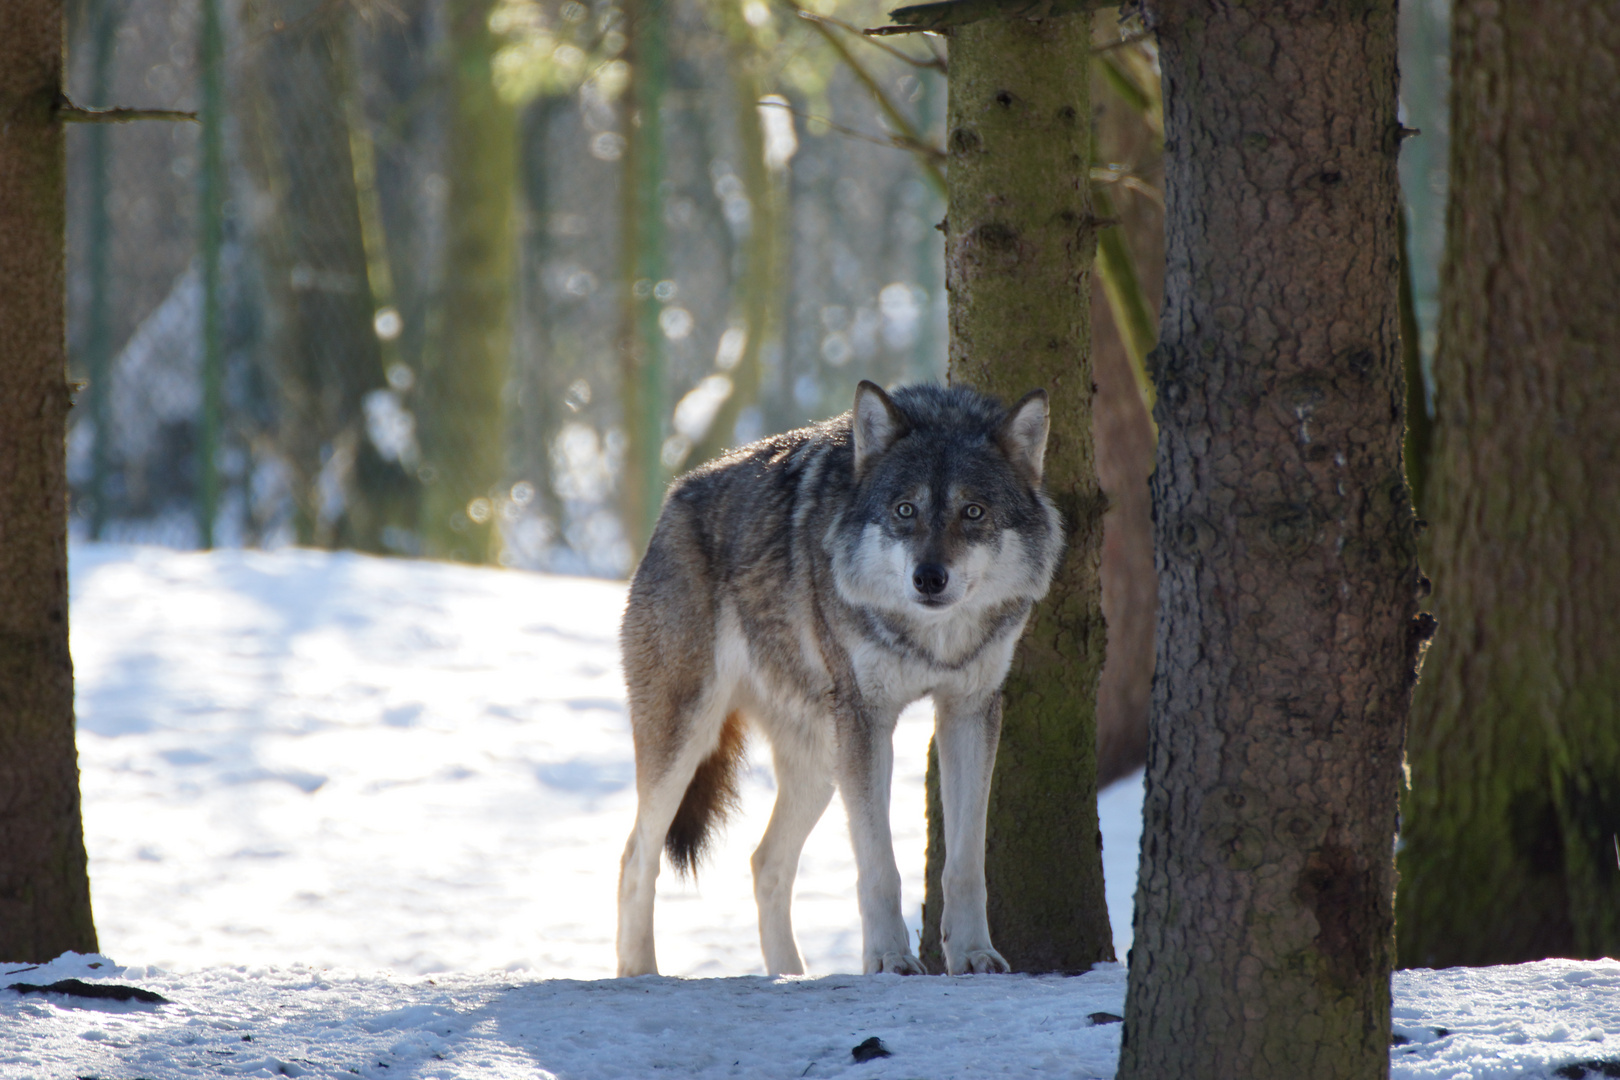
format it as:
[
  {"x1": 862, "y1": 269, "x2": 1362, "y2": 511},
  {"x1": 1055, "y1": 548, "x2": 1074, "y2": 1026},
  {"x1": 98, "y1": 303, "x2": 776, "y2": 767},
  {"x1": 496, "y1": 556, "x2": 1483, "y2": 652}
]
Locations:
[{"x1": 1, "y1": 544, "x2": 1615, "y2": 1079}]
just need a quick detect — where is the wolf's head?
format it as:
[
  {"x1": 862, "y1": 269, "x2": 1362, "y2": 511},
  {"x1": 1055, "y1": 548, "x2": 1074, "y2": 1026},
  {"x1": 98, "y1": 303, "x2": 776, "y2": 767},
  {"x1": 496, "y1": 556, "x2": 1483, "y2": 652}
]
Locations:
[{"x1": 832, "y1": 381, "x2": 1063, "y2": 619}]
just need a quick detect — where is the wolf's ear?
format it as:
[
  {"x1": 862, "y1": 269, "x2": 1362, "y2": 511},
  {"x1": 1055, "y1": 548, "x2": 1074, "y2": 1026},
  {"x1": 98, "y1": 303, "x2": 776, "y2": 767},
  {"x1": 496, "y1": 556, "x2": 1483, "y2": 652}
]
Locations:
[
  {"x1": 998, "y1": 389, "x2": 1050, "y2": 484},
  {"x1": 853, "y1": 381, "x2": 908, "y2": 477}
]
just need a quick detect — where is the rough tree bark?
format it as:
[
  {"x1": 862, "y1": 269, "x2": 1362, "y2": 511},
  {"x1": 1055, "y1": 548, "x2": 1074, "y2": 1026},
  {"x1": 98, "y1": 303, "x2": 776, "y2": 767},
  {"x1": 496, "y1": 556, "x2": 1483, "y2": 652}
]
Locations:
[
  {"x1": 0, "y1": 0, "x2": 100, "y2": 962},
  {"x1": 1118, "y1": 2, "x2": 1418, "y2": 1077},
  {"x1": 1396, "y1": 1, "x2": 1620, "y2": 968},
  {"x1": 921, "y1": 10, "x2": 1113, "y2": 974}
]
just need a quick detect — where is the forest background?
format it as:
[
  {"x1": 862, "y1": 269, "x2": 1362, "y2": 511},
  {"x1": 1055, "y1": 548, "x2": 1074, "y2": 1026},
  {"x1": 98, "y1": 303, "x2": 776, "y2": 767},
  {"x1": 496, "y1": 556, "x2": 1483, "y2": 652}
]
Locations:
[{"x1": 59, "y1": 0, "x2": 1451, "y2": 787}]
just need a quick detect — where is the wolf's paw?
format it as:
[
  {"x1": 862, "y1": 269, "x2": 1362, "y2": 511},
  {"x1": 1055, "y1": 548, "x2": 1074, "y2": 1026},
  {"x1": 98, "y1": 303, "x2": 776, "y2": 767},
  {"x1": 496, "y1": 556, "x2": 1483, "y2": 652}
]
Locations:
[
  {"x1": 871, "y1": 951, "x2": 927, "y2": 976},
  {"x1": 949, "y1": 947, "x2": 1010, "y2": 975}
]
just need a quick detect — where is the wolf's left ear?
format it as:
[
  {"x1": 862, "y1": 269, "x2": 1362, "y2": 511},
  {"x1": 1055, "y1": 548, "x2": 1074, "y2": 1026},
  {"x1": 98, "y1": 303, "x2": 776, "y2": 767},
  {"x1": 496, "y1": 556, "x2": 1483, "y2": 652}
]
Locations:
[
  {"x1": 998, "y1": 389, "x2": 1050, "y2": 483},
  {"x1": 853, "y1": 381, "x2": 909, "y2": 477}
]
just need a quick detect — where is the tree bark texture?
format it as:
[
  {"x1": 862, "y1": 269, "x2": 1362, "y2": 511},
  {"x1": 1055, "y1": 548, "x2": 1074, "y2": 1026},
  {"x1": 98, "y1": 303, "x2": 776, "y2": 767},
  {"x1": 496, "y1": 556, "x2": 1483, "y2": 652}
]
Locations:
[
  {"x1": 0, "y1": 0, "x2": 100, "y2": 962},
  {"x1": 418, "y1": 0, "x2": 517, "y2": 563},
  {"x1": 1118, "y1": 3, "x2": 1417, "y2": 1077},
  {"x1": 238, "y1": 1, "x2": 409, "y2": 552},
  {"x1": 1396, "y1": 1, "x2": 1620, "y2": 968},
  {"x1": 922, "y1": 12, "x2": 1114, "y2": 974}
]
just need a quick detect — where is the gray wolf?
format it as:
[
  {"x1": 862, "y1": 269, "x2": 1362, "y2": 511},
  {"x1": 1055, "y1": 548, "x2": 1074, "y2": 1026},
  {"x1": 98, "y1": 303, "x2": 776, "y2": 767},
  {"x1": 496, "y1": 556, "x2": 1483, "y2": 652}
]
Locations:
[{"x1": 615, "y1": 380, "x2": 1061, "y2": 977}]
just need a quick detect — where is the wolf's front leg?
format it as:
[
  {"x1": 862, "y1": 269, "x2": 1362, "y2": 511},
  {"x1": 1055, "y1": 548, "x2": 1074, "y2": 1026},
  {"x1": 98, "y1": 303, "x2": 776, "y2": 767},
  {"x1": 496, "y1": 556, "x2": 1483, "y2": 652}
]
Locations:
[
  {"x1": 835, "y1": 708, "x2": 925, "y2": 975},
  {"x1": 934, "y1": 691, "x2": 1010, "y2": 975}
]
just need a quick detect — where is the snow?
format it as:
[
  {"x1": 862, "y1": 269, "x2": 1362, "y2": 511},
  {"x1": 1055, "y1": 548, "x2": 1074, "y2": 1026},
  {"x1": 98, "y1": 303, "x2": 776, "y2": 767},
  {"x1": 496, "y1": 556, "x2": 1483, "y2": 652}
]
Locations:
[{"x1": 1, "y1": 543, "x2": 1615, "y2": 1080}]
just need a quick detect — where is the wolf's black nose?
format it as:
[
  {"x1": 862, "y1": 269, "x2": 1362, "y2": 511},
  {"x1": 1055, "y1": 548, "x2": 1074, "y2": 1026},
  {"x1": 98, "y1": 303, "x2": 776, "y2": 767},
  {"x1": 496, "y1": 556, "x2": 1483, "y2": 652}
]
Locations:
[{"x1": 913, "y1": 563, "x2": 949, "y2": 596}]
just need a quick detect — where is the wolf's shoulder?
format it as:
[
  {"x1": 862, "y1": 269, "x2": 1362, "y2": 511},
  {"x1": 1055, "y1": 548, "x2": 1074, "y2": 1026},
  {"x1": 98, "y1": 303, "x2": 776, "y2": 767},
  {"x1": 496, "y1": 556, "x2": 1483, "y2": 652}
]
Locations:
[{"x1": 671, "y1": 413, "x2": 854, "y2": 504}]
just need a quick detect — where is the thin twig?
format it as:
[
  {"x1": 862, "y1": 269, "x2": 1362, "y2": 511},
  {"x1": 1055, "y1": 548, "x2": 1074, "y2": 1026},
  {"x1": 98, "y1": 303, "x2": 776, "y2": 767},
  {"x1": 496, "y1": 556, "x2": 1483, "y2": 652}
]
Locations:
[
  {"x1": 59, "y1": 104, "x2": 198, "y2": 124},
  {"x1": 777, "y1": 0, "x2": 946, "y2": 194},
  {"x1": 760, "y1": 99, "x2": 945, "y2": 161},
  {"x1": 793, "y1": 8, "x2": 945, "y2": 71},
  {"x1": 1092, "y1": 165, "x2": 1164, "y2": 208},
  {"x1": 876, "y1": 0, "x2": 1106, "y2": 34},
  {"x1": 1091, "y1": 28, "x2": 1151, "y2": 53}
]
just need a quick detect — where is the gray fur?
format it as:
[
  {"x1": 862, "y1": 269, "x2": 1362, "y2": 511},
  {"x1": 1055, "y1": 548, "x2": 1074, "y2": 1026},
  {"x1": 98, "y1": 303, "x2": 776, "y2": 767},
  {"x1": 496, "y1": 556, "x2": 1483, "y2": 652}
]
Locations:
[{"x1": 616, "y1": 381, "x2": 1063, "y2": 977}]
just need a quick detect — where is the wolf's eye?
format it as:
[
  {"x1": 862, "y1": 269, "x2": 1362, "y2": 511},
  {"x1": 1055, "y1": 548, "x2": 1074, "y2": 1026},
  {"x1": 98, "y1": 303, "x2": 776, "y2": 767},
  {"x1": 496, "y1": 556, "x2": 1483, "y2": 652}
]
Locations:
[
  {"x1": 895, "y1": 502, "x2": 916, "y2": 519},
  {"x1": 963, "y1": 503, "x2": 985, "y2": 521}
]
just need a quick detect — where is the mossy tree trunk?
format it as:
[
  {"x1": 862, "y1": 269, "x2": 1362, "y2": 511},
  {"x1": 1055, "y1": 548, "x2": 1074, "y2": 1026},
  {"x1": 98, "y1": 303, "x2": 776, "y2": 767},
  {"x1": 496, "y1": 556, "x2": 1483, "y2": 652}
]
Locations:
[
  {"x1": 417, "y1": 0, "x2": 516, "y2": 563},
  {"x1": 0, "y1": 0, "x2": 100, "y2": 962},
  {"x1": 1117, "y1": 2, "x2": 1417, "y2": 1076},
  {"x1": 921, "y1": 10, "x2": 1113, "y2": 974},
  {"x1": 1396, "y1": 1, "x2": 1620, "y2": 968}
]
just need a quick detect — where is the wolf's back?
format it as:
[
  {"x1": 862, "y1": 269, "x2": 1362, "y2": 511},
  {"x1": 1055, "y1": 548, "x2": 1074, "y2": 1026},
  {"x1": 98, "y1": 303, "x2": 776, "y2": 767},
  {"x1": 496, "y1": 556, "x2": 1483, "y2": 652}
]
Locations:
[{"x1": 620, "y1": 417, "x2": 854, "y2": 874}]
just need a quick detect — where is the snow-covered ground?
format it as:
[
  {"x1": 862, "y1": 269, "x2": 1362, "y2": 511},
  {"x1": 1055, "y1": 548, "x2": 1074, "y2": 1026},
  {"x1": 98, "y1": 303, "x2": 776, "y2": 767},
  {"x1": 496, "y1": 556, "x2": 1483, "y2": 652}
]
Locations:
[{"x1": 2, "y1": 544, "x2": 1616, "y2": 1080}]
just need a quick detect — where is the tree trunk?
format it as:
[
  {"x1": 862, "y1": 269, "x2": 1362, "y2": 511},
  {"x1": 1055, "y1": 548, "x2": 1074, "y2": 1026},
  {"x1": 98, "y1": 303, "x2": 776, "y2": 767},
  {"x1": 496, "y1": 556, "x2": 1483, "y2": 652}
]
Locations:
[
  {"x1": 922, "y1": 10, "x2": 1113, "y2": 974},
  {"x1": 0, "y1": 0, "x2": 100, "y2": 962},
  {"x1": 685, "y1": 31, "x2": 780, "y2": 470},
  {"x1": 417, "y1": 0, "x2": 516, "y2": 563},
  {"x1": 1396, "y1": 1, "x2": 1620, "y2": 968},
  {"x1": 1118, "y1": 2, "x2": 1416, "y2": 1076},
  {"x1": 238, "y1": 1, "x2": 406, "y2": 552},
  {"x1": 616, "y1": 0, "x2": 670, "y2": 558}
]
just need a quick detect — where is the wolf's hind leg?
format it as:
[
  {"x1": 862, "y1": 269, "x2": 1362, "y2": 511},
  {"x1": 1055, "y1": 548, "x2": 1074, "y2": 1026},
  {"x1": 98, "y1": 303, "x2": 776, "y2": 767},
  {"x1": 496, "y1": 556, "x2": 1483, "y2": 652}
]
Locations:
[
  {"x1": 615, "y1": 705, "x2": 734, "y2": 977},
  {"x1": 752, "y1": 738, "x2": 834, "y2": 975}
]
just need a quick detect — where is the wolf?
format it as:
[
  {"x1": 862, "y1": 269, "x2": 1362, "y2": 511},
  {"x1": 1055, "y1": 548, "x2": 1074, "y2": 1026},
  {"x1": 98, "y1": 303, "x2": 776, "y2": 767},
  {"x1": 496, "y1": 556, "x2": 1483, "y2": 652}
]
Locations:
[{"x1": 615, "y1": 380, "x2": 1062, "y2": 977}]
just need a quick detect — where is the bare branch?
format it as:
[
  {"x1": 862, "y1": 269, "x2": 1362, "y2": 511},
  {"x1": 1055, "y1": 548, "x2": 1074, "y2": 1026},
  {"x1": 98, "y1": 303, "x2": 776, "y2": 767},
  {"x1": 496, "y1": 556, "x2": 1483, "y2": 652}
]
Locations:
[
  {"x1": 777, "y1": 0, "x2": 946, "y2": 194},
  {"x1": 759, "y1": 99, "x2": 945, "y2": 162},
  {"x1": 873, "y1": 0, "x2": 1107, "y2": 35},
  {"x1": 793, "y1": 8, "x2": 945, "y2": 71},
  {"x1": 58, "y1": 104, "x2": 198, "y2": 124}
]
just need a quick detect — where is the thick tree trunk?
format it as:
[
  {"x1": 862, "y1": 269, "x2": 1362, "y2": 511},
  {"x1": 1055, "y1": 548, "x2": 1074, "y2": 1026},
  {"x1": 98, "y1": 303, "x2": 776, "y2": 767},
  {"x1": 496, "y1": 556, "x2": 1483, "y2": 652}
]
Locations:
[
  {"x1": 1396, "y1": 1, "x2": 1620, "y2": 968},
  {"x1": 0, "y1": 0, "x2": 100, "y2": 962},
  {"x1": 922, "y1": 11, "x2": 1113, "y2": 974},
  {"x1": 1118, "y1": 2, "x2": 1416, "y2": 1076},
  {"x1": 417, "y1": 0, "x2": 516, "y2": 563}
]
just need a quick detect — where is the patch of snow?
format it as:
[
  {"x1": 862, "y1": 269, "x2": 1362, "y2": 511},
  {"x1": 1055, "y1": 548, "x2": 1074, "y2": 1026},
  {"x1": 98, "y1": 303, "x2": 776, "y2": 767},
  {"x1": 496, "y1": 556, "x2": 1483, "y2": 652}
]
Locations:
[{"x1": 2, "y1": 543, "x2": 1609, "y2": 1080}]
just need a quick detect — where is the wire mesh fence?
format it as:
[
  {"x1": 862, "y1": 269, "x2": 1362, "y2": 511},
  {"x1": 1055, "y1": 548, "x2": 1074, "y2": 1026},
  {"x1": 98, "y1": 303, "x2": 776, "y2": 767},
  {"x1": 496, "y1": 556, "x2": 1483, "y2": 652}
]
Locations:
[{"x1": 65, "y1": 0, "x2": 962, "y2": 576}]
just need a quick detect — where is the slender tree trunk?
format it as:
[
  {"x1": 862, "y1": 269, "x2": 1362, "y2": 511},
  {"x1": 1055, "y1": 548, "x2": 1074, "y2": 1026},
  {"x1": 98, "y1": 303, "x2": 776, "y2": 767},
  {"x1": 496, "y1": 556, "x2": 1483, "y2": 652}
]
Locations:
[
  {"x1": 685, "y1": 32, "x2": 780, "y2": 470},
  {"x1": 238, "y1": 1, "x2": 400, "y2": 551},
  {"x1": 1396, "y1": 1, "x2": 1620, "y2": 968},
  {"x1": 82, "y1": 0, "x2": 120, "y2": 540},
  {"x1": 616, "y1": 0, "x2": 670, "y2": 558},
  {"x1": 417, "y1": 0, "x2": 516, "y2": 563},
  {"x1": 1118, "y1": 3, "x2": 1417, "y2": 1076},
  {"x1": 0, "y1": 0, "x2": 100, "y2": 962},
  {"x1": 921, "y1": 11, "x2": 1113, "y2": 974},
  {"x1": 196, "y1": 0, "x2": 225, "y2": 547}
]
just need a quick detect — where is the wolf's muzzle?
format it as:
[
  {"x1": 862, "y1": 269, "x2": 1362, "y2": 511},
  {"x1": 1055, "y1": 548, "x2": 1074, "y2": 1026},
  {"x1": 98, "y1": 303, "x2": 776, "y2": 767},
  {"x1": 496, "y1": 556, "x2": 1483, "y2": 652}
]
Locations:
[{"x1": 912, "y1": 562, "x2": 949, "y2": 597}]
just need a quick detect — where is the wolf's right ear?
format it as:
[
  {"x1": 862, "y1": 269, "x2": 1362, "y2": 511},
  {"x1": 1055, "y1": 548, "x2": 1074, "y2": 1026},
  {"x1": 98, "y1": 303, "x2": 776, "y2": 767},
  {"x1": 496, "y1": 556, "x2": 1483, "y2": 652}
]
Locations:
[{"x1": 853, "y1": 380, "x2": 908, "y2": 477}]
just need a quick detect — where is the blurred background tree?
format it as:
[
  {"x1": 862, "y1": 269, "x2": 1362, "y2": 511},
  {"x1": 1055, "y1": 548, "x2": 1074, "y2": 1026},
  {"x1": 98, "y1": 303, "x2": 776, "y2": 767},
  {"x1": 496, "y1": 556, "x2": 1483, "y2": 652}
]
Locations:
[
  {"x1": 57, "y1": 0, "x2": 1451, "y2": 800},
  {"x1": 1396, "y1": 0, "x2": 1620, "y2": 968}
]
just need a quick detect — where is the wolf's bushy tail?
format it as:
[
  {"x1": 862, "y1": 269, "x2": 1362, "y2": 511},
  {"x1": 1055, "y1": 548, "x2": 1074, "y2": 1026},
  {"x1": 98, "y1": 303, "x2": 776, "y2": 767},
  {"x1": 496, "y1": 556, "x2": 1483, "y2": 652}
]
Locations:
[{"x1": 664, "y1": 710, "x2": 747, "y2": 877}]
